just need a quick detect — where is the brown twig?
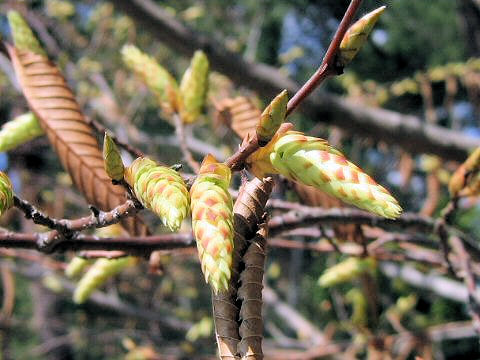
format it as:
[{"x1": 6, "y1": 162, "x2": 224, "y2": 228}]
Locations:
[
  {"x1": 435, "y1": 199, "x2": 459, "y2": 274},
  {"x1": 13, "y1": 196, "x2": 141, "y2": 251},
  {"x1": 268, "y1": 208, "x2": 435, "y2": 236},
  {"x1": 86, "y1": 117, "x2": 145, "y2": 158},
  {"x1": 224, "y1": 132, "x2": 260, "y2": 171},
  {"x1": 286, "y1": 0, "x2": 363, "y2": 116},
  {"x1": 77, "y1": 250, "x2": 129, "y2": 259},
  {"x1": 224, "y1": 0, "x2": 363, "y2": 172},
  {"x1": 5, "y1": 202, "x2": 478, "y2": 259},
  {"x1": 13, "y1": 195, "x2": 71, "y2": 235},
  {"x1": 449, "y1": 236, "x2": 480, "y2": 335},
  {"x1": 0, "y1": 233, "x2": 446, "y2": 272},
  {"x1": 0, "y1": 231, "x2": 194, "y2": 254}
]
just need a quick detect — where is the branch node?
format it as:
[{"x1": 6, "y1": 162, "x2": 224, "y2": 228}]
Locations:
[{"x1": 89, "y1": 205, "x2": 100, "y2": 219}]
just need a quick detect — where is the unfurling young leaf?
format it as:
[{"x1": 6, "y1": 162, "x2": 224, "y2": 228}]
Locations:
[
  {"x1": 0, "y1": 113, "x2": 45, "y2": 152},
  {"x1": 449, "y1": 147, "x2": 480, "y2": 198},
  {"x1": 337, "y1": 6, "x2": 386, "y2": 67},
  {"x1": 124, "y1": 157, "x2": 190, "y2": 231},
  {"x1": 346, "y1": 288, "x2": 368, "y2": 328},
  {"x1": 256, "y1": 89, "x2": 288, "y2": 145},
  {"x1": 190, "y1": 154, "x2": 234, "y2": 294},
  {"x1": 73, "y1": 257, "x2": 133, "y2": 304},
  {"x1": 247, "y1": 128, "x2": 402, "y2": 219},
  {"x1": 103, "y1": 133, "x2": 124, "y2": 181},
  {"x1": 7, "y1": 11, "x2": 46, "y2": 56},
  {"x1": 65, "y1": 257, "x2": 91, "y2": 279},
  {"x1": 121, "y1": 45, "x2": 179, "y2": 115},
  {"x1": 319, "y1": 257, "x2": 376, "y2": 287},
  {"x1": 0, "y1": 172, "x2": 14, "y2": 217},
  {"x1": 179, "y1": 50, "x2": 209, "y2": 123}
]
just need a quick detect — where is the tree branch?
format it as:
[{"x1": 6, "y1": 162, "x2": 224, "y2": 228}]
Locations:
[
  {"x1": 224, "y1": 0, "x2": 363, "y2": 171},
  {"x1": 285, "y1": 0, "x2": 362, "y2": 115},
  {"x1": 4, "y1": 204, "x2": 475, "y2": 259},
  {"x1": 12, "y1": 197, "x2": 141, "y2": 252},
  {"x1": 113, "y1": 0, "x2": 480, "y2": 161},
  {"x1": 449, "y1": 235, "x2": 480, "y2": 335},
  {"x1": 0, "y1": 231, "x2": 194, "y2": 254}
]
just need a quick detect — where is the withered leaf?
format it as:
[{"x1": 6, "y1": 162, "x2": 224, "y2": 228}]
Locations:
[
  {"x1": 7, "y1": 45, "x2": 147, "y2": 235},
  {"x1": 213, "y1": 177, "x2": 273, "y2": 360},
  {"x1": 214, "y1": 96, "x2": 261, "y2": 140}
]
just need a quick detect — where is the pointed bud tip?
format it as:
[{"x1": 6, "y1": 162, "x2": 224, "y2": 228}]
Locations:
[
  {"x1": 257, "y1": 90, "x2": 289, "y2": 144},
  {"x1": 7, "y1": 11, "x2": 46, "y2": 56},
  {"x1": 201, "y1": 154, "x2": 218, "y2": 167},
  {"x1": 102, "y1": 133, "x2": 124, "y2": 181},
  {"x1": 362, "y1": 6, "x2": 386, "y2": 26},
  {"x1": 338, "y1": 6, "x2": 386, "y2": 67}
]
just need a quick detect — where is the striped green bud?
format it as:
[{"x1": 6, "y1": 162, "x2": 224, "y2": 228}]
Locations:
[
  {"x1": 337, "y1": 6, "x2": 386, "y2": 67},
  {"x1": 0, "y1": 172, "x2": 13, "y2": 217},
  {"x1": 125, "y1": 157, "x2": 189, "y2": 231},
  {"x1": 103, "y1": 133, "x2": 124, "y2": 181},
  {"x1": 65, "y1": 257, "x2": 91, "y2": 278},
  {"x1": 190, "y1": 154, "x2": 234, "y2": 294},
  {"x1": 7, "y1": 11, "x2": 46, "y2": 56},
  {"x1": 73, "y1": 257, "x2": 133, "y2": 304},
  {"x1": 264, "y1": 131, "x2": 401, "y2": 218},
  {"x1": 122, "y1": 45, "x2": 179, "y2": 115},
  {"x1": 256, "y1": 89, "x2": 288, "y2": 145},
  {"x1": 319, "y1": 257, "x2": 376, "y2": 287},
  {"x1": 346, "y1": 288, "x2": 368, "y2": 328},
  {"x1": 0, "y1": 113, "x2": 45, "y2": 152},
  {"x1": 179, "y1": 50, "x2": 209, "y2": 123}
]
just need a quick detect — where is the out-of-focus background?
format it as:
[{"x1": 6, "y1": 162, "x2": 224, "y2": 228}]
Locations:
[{"x1": 0, "y1": 0, "x2": 479, "y2": 359}]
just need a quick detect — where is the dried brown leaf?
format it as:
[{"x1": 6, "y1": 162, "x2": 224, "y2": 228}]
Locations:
[
  {"x1": 7, "y1": 46, "x2": 147, "y2": 235},
  {"x1": 213, "y1": 177, "x2": 273, "y2": 360},
  {"x1": 214, "y1": 97, "x2": 261, "y2": 140},
  {"x1": 238, "y1": 224, "x2": 267, "y2": 360}
]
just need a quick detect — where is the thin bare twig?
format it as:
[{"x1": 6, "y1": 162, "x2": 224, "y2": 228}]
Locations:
[
  {"x1": 12, "y1": 196, "x2": 141, "y2": 251},
  {"x1": 5, "y1": 200, "x2": 477, "y2": 260},
  {"x1": 173, "y1": 113, "x2": 200, "y2": 172},
  {"x1": 86, "y1": 117, "x2": 145, "y2": 158},
  {"x1": 450, "y1": 235, "x2": 480, "y2": 335},
  {"x1": 286, "y1": 0, "x2": 363, "y2": 115},
  {"x1": 435, "y1": 199, "x2": 459, "y2": 275},
  {"x1": 224, "y1": 1, "x2": 363, "y2": 171},
  {"x1": 224, "y1": 131, "x2": 260, "y2": 171}
]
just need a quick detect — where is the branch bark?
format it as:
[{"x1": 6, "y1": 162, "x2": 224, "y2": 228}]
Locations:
[
  {"x1": 113, "y1": 0, "x2": 480, "y2": 161},
  {"x1": 3, "y1": 205, "x2": 477, "y2": 258}
]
